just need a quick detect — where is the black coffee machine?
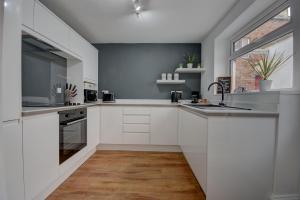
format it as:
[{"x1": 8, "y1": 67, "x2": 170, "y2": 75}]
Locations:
[
  {"x1": 171, "y1": 91, "x2": 183, "y2": 103},
  {"x1": 191, "y1": 91, "x2": 201, "y2": 103}
]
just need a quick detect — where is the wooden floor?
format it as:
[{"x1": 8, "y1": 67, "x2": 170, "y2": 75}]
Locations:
[{"x1": 47, "y1": 151, "x2": 205, "y2": 200}]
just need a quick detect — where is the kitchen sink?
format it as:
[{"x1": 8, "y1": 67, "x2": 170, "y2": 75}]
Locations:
[{"x1": 185, "y1": 104, "x2": 252, "y2": 111}]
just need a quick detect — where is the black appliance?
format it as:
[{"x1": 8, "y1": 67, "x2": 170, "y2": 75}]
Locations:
[
  {"x1": 171, "y1": 91, "x2": 183, "y2": 103},
  {"x1": 102, "y1": 91, "x2": 115, "y2": 102},
  {"x1": 84, "y1": 89, "x2": 98, "y2": 103},
  {"x1": 191, "y1": 91, "x2": 201, "y2": 103},
  {"x1": 59, "y1": 108, "x2": 87, "y2": 164}
]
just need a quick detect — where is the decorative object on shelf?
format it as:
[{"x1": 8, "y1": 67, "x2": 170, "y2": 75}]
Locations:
[
  {"x1": 64, "y1": 83, "x2": 77, "y2": 105},
  {"x1": 179, "y1": 63, "x2": 183, "y2": 68},
  {"x1": 197, "y1": 63, "x2": 201, "y2": 68},
  {"x1": 217, "y1": 77, "x2": 231, "y2": 94},
  {"x1": 175, "y1": 67, "x2": 206, "y2": 73},
  {"x1": 244, "y1": 51, "x2": 292, "y2": 91},
  {"x1": 167, "y1": 73, "x2": 172, "y2": 80},
  {"x1": 184, "y1": 53, "x2": 198, "y2": 68},
  {"x1": 161, "y1": 73, "x2": 167, "y2": 80},
  {"x1": 174, "y1": 73, "x2": 179, "y2": 80}
]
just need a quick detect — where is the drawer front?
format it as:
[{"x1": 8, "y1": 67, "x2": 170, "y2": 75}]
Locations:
[
  {"x1": 123, "y1": 108, "x2": 151, "y2": 115},
  {"x1": 123, "y1": 124, "x2": 150, "y2": 133},
  {"x1": 123, "y1": 133, "x2": 149, "y2": 145},
  {"x1": 123, "y1": 115, "x2": 150, "y2": 124}
]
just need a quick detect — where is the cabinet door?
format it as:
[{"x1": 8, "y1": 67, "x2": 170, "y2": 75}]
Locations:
[
  {"x1": 83, "y1": 45, "x2": 98, "y2": 84},
  {"x1": 0, "y1": 121, "x2": 25, "y2": 200},
  {"x1": 87, "y1": 106, "x2": 100, "y2": 151},
  {"x1": 100, "y1": 106, "x2": 122, "y2": 144},
  {"x1": 179, "y1": 109, "x2": 208, "y2": 193},
  {"x1": 34, "y1": 1, "x2": 69, "y2": 49},
  {"x1": 22, "y1": 0, "x2": 34, "y2": 29},
  {"x1": 23, "y1": 113, "x2": 59, "y2": 200},
  {"x1": 151, "y1": 107, "x2": 178, "y2": 145},
  {"x1": 69, "y1": 29, "x2": 84, "y2": 57},
  {"x1": 1, "y1": 0, "x2": 22, "y2": 122}
]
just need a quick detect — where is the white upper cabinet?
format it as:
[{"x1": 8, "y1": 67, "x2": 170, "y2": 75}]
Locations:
[
  {"x1": 83, "y1": 44, "x2": 98, "y2": 84},
  {"x1": 34, "y1": 1, "x2": 69, "y2": 50},
  {"x1": 1, "y1": 0, "x2": 22, "y2": 121},
  {"x1": 22, "y1": 0, "x2": 34, "y2": 29},
  {"x1": 151, "y1": 107, "x2": 178, "y2": 145}
]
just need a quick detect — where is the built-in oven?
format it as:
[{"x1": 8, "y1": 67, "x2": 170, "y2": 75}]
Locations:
[{"x1": 58, "y1": 108, "x2": 87, "y2": 164}]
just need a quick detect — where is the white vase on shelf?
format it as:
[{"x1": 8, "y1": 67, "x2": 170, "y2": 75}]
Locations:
[{"x1": 187, "y1": 63, "x2": 193, "y2": 68}]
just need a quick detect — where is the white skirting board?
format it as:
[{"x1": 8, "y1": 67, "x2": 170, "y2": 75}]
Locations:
[
  {"x1": 34, "y1": 147, "x2": 96, "y2": 200},
  {"x1": 97, "y1": 144, "x2": 182, "y2": 152},
  {"x1": 270, "y1": 194, "x2": 300, "y2": 200}
]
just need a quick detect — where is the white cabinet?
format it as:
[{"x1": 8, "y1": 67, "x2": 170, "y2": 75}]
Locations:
[
  {"x1": 83, "y1": 45, "x2": 98, "y2": 84},
  {"x1": 87, "y1": 106, "x2": 100, "y2": 151},
  {"x1": 22, "y1": 0, "x2": 34, "y2": 29},
  {"x1": 178, "y1": 108, "x2": 208, "y2": 193},
  {"x1": 0, "y1": 121, "x2": 25, "y2": 200},
  {"x1": 100, "y1": 106, "x2": 179, "y2": 146},
  {"x1": 100, "y1": 106, "x2": 123, "y2": 144},
  {"x1": 151, "y1": 107, "x2": 178, "y2": 145},
  {"x1": 34, "y1": 1, "x2": 69, "y2": 50},
  {"x1": 23, "y1": 113, "x2": 59, "y2": 200},
  {"x1": 1, "y1": 0, "x2": 22, "y2": 122}
]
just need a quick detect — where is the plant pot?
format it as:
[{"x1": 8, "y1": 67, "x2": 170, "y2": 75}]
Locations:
[
  {"x1": 187, "y1": 63, "x2": 193, "y2": 68},
  {"x1": 259, "y1": 80, "x2": 272, "y2": 91}
]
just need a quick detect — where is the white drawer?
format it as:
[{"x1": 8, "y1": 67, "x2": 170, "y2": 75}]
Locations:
[
  {"x1": 123, "y1": 108, "x2": 151, "y2": 115},
  {"x1": 123, "y1": 133, "x2": 149, "y2": 145},
  {"x1": 123, "y1": 124, "x2": 150, "y2": 133},
  {"x1": 123, "y1": 115, "x2": 150, "y2": 124}
]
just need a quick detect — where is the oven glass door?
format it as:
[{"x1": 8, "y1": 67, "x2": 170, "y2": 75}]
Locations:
[{"x1": 59, "y1": 118, "x2": 87, "y2": 164}]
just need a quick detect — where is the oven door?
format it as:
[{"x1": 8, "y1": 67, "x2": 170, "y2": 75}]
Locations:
[{"x1": 59, "y1": 117, "x2": 87, "y2": 164}]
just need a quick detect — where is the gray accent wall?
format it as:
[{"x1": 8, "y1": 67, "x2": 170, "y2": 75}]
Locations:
[{"x1": 94, "y1": 44, "x2": 201, "y2": 99}]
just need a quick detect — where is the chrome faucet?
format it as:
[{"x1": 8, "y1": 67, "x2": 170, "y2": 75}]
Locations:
[{"x1": 208, "y1": 82, "x2": 225, "y2": 106}]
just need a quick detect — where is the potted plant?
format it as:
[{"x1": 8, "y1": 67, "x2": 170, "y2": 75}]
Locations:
[
  {"x1": 244, "y1": 51, "x2": 292, "y2": 91},
  {"x1": 184, "y1": 54, "x2": 198, "y2": 68}
]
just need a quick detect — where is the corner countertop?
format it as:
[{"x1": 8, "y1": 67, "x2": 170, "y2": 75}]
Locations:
[{"x1": 22, "y1": 99, "x2": 279, "y2": 117}]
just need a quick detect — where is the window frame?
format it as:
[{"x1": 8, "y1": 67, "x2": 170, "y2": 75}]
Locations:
[{"x1": 229, "y1": 0, "x2": 294, "y2": 93}]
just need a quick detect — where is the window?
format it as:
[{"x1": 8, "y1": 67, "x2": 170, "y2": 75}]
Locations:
[
  {"x1": 230, "y1": 3, "x2": 293, "y2": 93},
  {"x1": 234, "y1": 7, "x2": 291, "y2": 52}
]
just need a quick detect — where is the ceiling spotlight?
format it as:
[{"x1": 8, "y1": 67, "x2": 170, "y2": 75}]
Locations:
[{"x1": 132, "y1": 0, "x2": 143, "y2": 16}]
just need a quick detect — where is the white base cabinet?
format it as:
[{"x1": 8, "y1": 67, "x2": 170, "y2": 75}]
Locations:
[
  {"x1": 87, "y1": 106, "x2": 100, "y2": 151},
  {"x1": 100, "y1": 106, "x2": 123, "y2": 144},
  {"x1": 151, "y1": 107, "x2": 178, "y2": 145},
  {"x1": 179, "y1": 107, "x2": 277, "y2": 200},
  {"x1": 22, "y1": 113, "x2": 59, "y2": 200},
  {"x1": 100, "y1": 106, "x2": 178, "y2": 146},
  {"x1": 0, "y1": 121, "x2": 25, "y2": 200},
  {"x1": 178, "y1": 108, "x2": 208, "y2": 193}
]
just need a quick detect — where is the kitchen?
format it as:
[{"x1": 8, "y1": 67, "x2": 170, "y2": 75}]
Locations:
[{"x1": 1, "y1": 0, "x2": 300, "y2": 200}]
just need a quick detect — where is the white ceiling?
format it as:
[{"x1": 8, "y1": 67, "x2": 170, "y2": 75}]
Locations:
[{"x1": 39, "y1": 0, "x2": 238, "y2": 43}]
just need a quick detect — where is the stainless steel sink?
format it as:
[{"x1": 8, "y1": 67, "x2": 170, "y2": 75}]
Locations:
[{"x1": 185, "y1": 104, "x2": 252, "y2": 111}]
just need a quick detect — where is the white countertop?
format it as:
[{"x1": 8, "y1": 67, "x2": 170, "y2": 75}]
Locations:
[{"x1": 22, "y1": 99, "x2": 279, "y2": 117}]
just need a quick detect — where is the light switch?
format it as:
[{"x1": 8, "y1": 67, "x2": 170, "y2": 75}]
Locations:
[{"x1": 56, "y1": 88, "x2": 62, "y2": 94}]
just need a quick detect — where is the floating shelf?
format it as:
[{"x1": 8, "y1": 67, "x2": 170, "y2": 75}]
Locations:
[
  {"x1": 175, "y1": 68, "x2": 206, "y2": 73},
  {"x1": 156, "y1": 80, "x2": 186, "y2": 84}
]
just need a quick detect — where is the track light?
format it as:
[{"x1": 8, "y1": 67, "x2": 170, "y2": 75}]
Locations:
[{"x1": 132, "y1": 0, "x2": 143, "y2": 17}]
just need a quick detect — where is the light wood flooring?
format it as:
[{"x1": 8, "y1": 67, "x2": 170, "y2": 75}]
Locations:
[{"x1": 47, "y1": 151, "x2": 205, "y2": 200}]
